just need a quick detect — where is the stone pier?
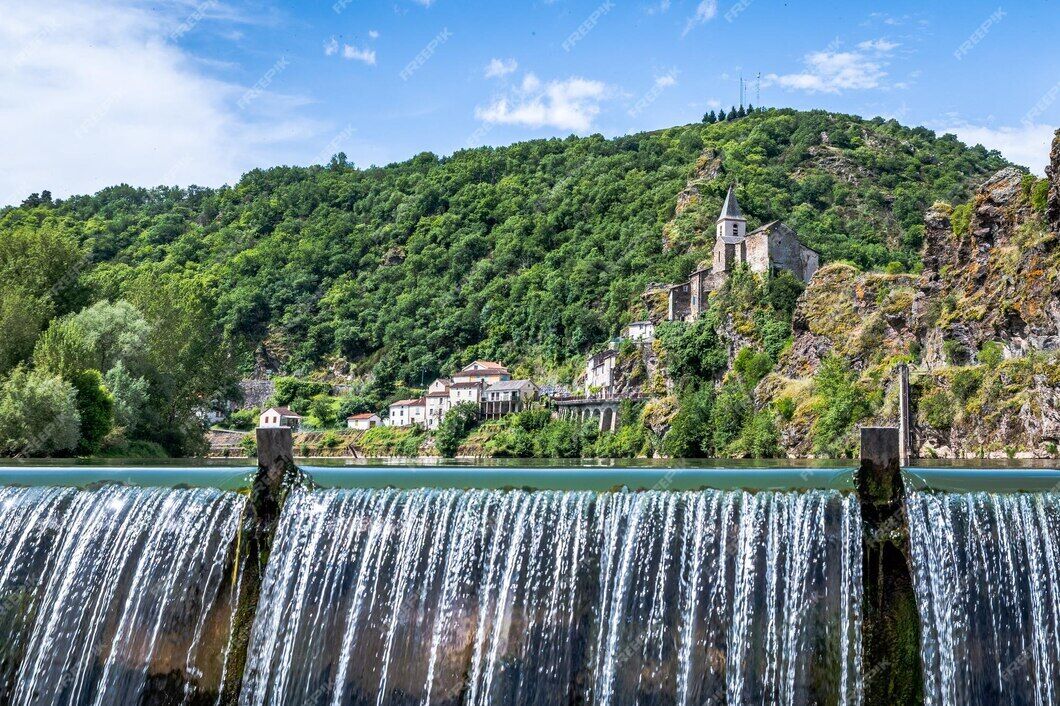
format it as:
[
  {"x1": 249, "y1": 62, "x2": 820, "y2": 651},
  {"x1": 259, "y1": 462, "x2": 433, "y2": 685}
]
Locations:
[
  {"x1": 552, "y1": 397, "x2": 620, "y2": 432},
  {"x1": 858, "y1": 426, "x2": 923, "y2": 705},
  {"x1": 219, "y1": 426, "x2": 307, "y2": 703}
]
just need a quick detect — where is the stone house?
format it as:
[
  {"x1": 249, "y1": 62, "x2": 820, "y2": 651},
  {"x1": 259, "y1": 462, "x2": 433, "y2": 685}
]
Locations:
[
  {"x1": 585, "y1": 350, "x2": 618, "y2": 396},
  {"x1": 626, "y1": 321, "x2": 655, "y2": 342},
  {"x1": 669, "y1": 185, "x2": 820, "y2": 320}
]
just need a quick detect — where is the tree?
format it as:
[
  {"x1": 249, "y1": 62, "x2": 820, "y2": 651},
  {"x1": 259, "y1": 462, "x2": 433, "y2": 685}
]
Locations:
[
  {"x1": 664, "y1": 387, "x2": 714, "y2": 457},
  {"x1": 435, "y1": 402, "x2": 480, "y2": 457},
  {"x1": 703, "y1": 110, "x2": 717, "y2": 124},
  {"x1": 105, "y1": 361, "x2": 150, "y2": 431},
  {"x1": 727, "y1": 106, "x2": 738, "y2": 120},
  {"x1": 0, "y1": 367, "x2": 80, "y2": 456},
  {"x1": 0, "y1": 289, "x2": 49, "y2": 376},
  {"x1": 71, "y1": 369, "x2": 114, "y2": 454},
  {"x1": 32, "y1": 318, "x2": 92, "y2": 379},
  {"x1": 67, "y1": 300, "x2": 151, "y2": 374},
  {"x1": 737, "y1": 105, "x2": 747, "y2": 118},
  {"x1": 308, "y1": 393, "x2": 337, "y2": 428}
]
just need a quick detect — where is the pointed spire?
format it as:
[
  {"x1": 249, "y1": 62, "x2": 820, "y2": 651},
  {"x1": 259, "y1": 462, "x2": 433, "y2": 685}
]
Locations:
[{"x1": 718, "y1": 184, "x2": 744, "y2": 221}]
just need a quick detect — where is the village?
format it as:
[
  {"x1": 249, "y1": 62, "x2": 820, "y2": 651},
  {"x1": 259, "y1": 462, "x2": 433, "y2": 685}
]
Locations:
[{"x1": 247, "y1": 186, "x2": 819, "y2": 444}]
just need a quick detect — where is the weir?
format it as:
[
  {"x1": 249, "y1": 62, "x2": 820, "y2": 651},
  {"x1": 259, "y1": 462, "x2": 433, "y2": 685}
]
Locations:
[{"x1": 1, "y1": 426, "x2": 1058, "y2": 704}]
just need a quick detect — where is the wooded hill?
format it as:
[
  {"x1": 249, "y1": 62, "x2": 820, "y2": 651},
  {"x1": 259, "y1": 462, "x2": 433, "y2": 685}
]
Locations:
[{"x1": 0, "y1": 108, "x2": 1012, "y2": 455}]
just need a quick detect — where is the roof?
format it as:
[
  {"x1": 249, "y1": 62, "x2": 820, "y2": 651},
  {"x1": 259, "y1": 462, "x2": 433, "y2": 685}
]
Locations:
[
  {"x1": 450, "y1": 381, "x2": 484, "y2": 389},
  {"x1": 347, "y1": 412, "x2": 380, "y2": 420},
  {"x1": 426, "y1": 391, "x2": 450, "y2": 398},
  {"x1": 718, "y1": 184, "x2": 744, "y2": 221},
  {"x1": 486, "y1": 379, "x2": 537, "y2": 392},
  {"x1": 389, "y1": 397, "x2": 426, "y2": 407},
  {"x1": 627, "y1": 320, "x2": 652, "y2": 327},
  {"x1": 264, "y1": 406, "x2": 301, "y2": 418},
  {"x1": 459, "y1": 360, "x2": 507, "y2": 372},
  {"x1": 746, "y1": 220, "x2": 821, "y2": 254}
]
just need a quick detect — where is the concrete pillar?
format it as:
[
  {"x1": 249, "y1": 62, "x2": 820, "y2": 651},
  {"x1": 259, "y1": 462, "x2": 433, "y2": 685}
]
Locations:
[
  {"x1": 897, "y1": 364, "x2": 911, "y2": 466},
  {"x1": 858, "y1": 427, "x2": 923, "y2": 705}
]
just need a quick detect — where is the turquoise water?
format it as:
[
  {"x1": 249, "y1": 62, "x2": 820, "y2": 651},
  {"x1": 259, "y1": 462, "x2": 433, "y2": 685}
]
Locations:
[{"x1": 0, "y1": 464, "x2": 857, "y2": 492}]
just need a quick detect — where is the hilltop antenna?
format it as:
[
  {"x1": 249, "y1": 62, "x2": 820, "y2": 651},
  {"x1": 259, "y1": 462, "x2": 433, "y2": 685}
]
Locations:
[
  {"x1": 756, "y1": 72, "x2": 761, "y2": 105},
  {"x1": 738, "y1": 73, "x2": 744, "y2": 108}
]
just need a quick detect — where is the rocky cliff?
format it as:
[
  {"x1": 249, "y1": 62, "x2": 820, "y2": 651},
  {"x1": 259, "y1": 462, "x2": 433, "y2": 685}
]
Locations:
[{"x1": 766, "y1": 130, "x2": 1060, "y2": 458}]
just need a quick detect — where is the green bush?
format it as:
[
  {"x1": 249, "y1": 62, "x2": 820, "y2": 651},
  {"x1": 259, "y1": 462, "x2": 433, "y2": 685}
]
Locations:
[
  {"x1": 811, "y1": 355, "x2": 872, "y2": 456},
  {"x1": 950, "y1": 368, "x2": 981, "y2": 403},
  {"x1": 733, "y1": 348, "x2": 773, "y2": 388},
  {"x1": 920, "y1": 390, "x2": 956, "y2": 430},
  {"x1": 70, "y1": 369, "x2": 114, "y2": 455},
  {"x1": 435, "y1": 402, "x2": 480, "y2": 457},
  {"x1": 978, "y1": 341, "x2": 1003, "y2": 367}
]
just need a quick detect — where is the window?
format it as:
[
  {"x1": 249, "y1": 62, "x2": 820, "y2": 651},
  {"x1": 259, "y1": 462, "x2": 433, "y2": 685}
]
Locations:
[{"x1": 732, "y1": 223, "x2": 739, "y2": 236}]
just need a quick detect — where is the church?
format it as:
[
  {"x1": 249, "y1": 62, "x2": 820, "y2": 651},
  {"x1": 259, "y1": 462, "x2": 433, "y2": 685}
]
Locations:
[{"x1": 668, "y1": 185, "x2": 820, "y2": 321}]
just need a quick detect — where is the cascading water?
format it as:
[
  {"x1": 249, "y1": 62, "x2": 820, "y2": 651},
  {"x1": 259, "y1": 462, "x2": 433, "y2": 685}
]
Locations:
[
  {"x1": 241, "y1": 487, "x2": 863, "y2": 706},
  {"x1": 0, "y1": 485, "x2": 246, "y2": 706},
  {"x1": 906, "y1": 490, "x2": 1060, "y2": 706}
]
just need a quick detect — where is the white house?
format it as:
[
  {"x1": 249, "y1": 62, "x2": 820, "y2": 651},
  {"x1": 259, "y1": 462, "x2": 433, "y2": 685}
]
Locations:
[
  {"x1": 449, "y1": 381, "x2": 484, "y2": 406},
  {"x1": 585, "y1": 350, "x2": 618, "y2": 396},
  {"x1": 387, "y1": 398, "x2": 426, "y2": 427},
  {"x1": 259, "y1": 407, "x2": 302, "y2": 430},
  {"x1": 346, "y1": 412, "x2": 381, "y2": 430},
  {"x1": 484, "y1": 379, "x2": 538, "y2": 402},
  {"x1": 626, "y1": 321, "x2": 655, "y2": 343},
  {"x1": 425, "y1": 389, "x2": 451, "y2": 430},
  {"x1": 452, "y1": 361, "x2": 511, "y2": 385}
]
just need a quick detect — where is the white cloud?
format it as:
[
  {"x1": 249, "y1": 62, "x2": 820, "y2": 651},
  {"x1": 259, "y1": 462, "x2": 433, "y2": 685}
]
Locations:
[
  {"x1": 682, "y1": 0, "x2": 717, "y2": 36},
  {"x1": 937, "y1": 121, "x2": 1056, "y2": 175},
  {"x1": 765, "y1": 40, "x2": 898, "y2": 94},
  {"x1": 655, "y1": 74, "x2": 677, "y2": 88},
  {"x1": 858, "y1": 38, "x2": 899, "y2": 52},
  {"x1": 0, "y1": 0, "x2": 323, "y2": 206},
  {"x1": 342, "y1": 43, "x2": 376, "y2": 64},
  {"x1": 646, "y1": 0, "x2": 671, "y2": 14},
  {"x1": 324, "y1": 36, "x2": 339, "y2": 55},
  {"x1": 368, "y1": 29, "x2": 380, "y2": 39},
  {"x1": 484, "y1": 57, "x2": 518, "y2": 79},
  {"x1": 476, "y1": 75, "x2": 610, "y2": 132}
]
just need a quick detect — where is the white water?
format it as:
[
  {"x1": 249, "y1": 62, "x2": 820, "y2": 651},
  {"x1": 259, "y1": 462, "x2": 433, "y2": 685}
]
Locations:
[
  {"x1": 0, "y1": 485, "x2": 246, "y2": 706},
  {"x1": 907, "y1": 490, "x2": 1060, "y2": 706},
  {"x1": 241, "y1": 488, "x2": 863, "y2": 706}
]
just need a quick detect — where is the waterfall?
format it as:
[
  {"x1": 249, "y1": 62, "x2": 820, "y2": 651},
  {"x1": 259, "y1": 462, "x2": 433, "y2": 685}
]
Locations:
[
  {"x1": 907, "y1": 490, "x2": 1060, "y2": 706},
  {"x1": 241, "y1": 488, "x2": 863, "y2": 706},
  {"x1": 0, "y1": 485, "x2": 246, "y2": 706}
]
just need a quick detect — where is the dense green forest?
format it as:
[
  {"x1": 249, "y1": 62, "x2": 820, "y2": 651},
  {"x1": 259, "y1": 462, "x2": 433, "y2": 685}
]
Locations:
[{"x1": 0, "y1": 108, "x2": 1009, "y2": 455}]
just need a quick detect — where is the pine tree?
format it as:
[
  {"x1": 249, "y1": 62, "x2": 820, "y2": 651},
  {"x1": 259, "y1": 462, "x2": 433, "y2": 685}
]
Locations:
[
  {"x1": 726, "y1": 106, "x2": 738, "y2": 120},
  {"x1": 737, "y1": 105, "x2": 747, "y2": 118},
  {"x1": 747, "y1": 104, "x2": 755, "y2": 114},
  {"x1": 703, "y1": 110, "x2": 717, "y2": 123}
]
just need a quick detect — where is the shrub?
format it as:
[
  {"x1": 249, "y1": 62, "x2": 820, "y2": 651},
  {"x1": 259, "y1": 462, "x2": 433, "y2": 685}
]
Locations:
[
  {"x1": 733, "y1": 348, "x2": 773, "y2": 388},
  {"x1": 663, "y1": 387, "x2": 714, "y2": 458},
  {"x1": 920, "y1": 390, "x2": 956, "y2": 430},
  {"x1": 811, "y1": 355, "x2": 872, "y2": 456},
  {"x1": 978, "y1": 341, "x2": 1003, "y2": 367},
  {"x1": 950, "y1": 368, "x2": 981, "y2": 402},
  {"x1": 70, "y1": 369, "x2": 114, "y2": 455},
  {"x1": 435, "y1": 402, "x2": 480, "y2": 457},
  {"x1": 951, "y1": 202, "x2": 973, "y2": 236}
]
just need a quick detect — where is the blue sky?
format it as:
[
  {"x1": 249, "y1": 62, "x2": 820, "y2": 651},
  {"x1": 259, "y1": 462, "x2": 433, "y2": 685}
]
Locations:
[{"x1": 2, "y1": 0, "x2": 1057, "y2": 204}]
